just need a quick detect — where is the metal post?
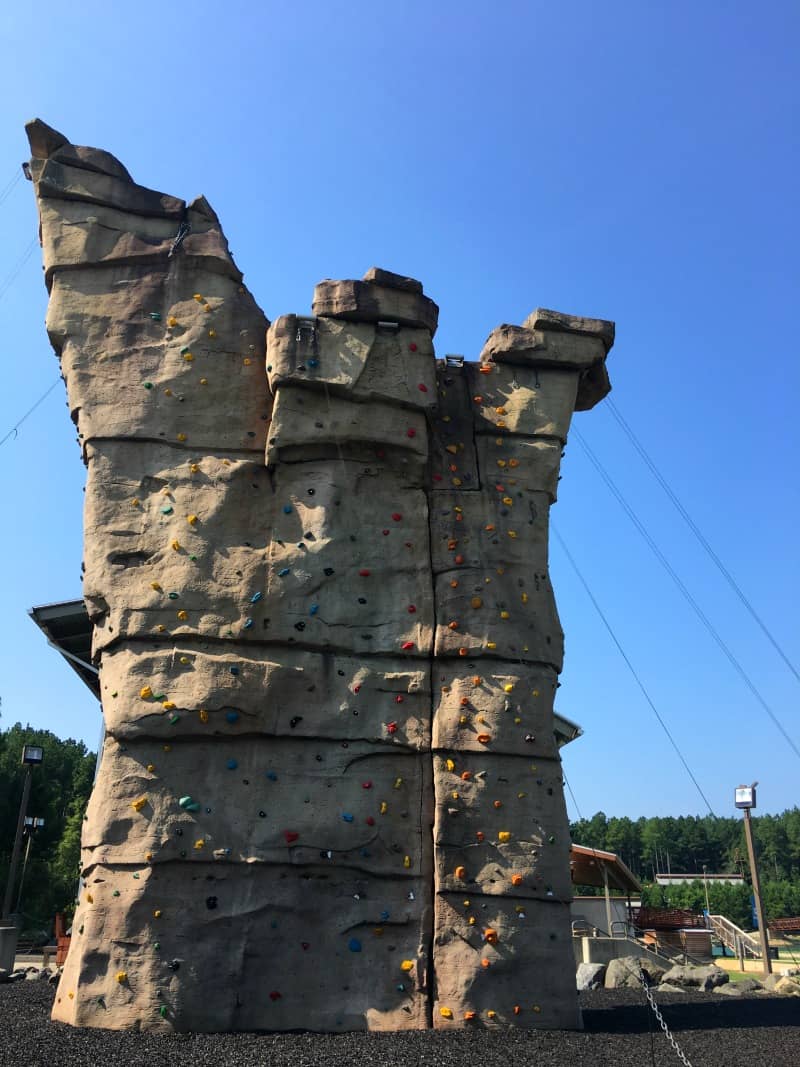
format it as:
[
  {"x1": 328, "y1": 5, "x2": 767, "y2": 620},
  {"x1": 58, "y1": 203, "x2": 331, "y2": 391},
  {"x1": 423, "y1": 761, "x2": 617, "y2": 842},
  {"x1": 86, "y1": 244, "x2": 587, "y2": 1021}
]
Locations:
[
  {"x1": 702, "y1": 865, "x2": 710, "y2": 915},
  {"x1": 1, "y1": 766, "x2": 32, "y2": 922},
  {"x1": 602, "y1": 863, "x2": 613, "y2": 936},
  {"x1": 14, "y1": 832, "x2": 34, "y2": 915},
  {"x1": 743, "y1": 807, "x2": 772, "y2": 976}
]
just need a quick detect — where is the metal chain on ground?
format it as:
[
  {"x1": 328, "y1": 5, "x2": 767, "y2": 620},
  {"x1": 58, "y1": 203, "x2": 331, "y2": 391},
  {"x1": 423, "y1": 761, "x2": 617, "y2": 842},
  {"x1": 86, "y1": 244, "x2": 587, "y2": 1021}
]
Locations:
[{"x1": 637, "y1": 961, "x2": 696, "y2": 1067}]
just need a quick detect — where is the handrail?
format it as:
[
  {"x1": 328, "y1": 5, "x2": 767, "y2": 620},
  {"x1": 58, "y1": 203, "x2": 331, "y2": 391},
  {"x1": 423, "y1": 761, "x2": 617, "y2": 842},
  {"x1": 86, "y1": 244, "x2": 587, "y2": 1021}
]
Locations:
[{"x1": 708, "y1": 914, "x2": 761, "y2": 958}]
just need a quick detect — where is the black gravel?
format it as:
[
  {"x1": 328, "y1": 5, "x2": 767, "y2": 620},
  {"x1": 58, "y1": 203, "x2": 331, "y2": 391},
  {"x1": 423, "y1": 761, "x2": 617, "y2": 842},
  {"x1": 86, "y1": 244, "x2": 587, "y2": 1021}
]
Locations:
[{"x1": 1, "y1": 981, "x2": 798, "y2": 1067}]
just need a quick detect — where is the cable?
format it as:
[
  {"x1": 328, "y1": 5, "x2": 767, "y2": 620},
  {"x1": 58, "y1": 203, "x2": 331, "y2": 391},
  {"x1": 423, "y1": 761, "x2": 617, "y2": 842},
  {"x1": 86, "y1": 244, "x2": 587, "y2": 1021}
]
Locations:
[
  {"x1": 552, "y1": 523, "x2": 716, "y2": 816},
  {"x1": 572, "y1": 427, "x2": 800, "y2": 763},
  {"x1": 607, "y1": 398, "x2": 800, "y2": 685},
  {"x1": 0, "y1": 167, "x2": 23, "y2": 208},
  {"x1": 0, "y1": 237, "x2": 38, "y2": 304},
  {"x1": 0, "y1": 378, "x2": 61, "y2": 447}
]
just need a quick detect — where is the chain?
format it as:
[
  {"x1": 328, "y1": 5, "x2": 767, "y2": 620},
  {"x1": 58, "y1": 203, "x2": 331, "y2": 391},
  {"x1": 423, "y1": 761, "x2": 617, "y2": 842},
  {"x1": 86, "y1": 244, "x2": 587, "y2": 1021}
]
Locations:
[{"x1": 637, "y1": 962, "x2": 695, "y2": 1067}]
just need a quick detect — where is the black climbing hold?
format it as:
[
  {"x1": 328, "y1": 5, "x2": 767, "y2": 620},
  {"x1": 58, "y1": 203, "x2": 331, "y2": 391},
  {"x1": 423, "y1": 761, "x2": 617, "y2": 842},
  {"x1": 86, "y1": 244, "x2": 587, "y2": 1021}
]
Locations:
[
  {"x1": 358, "y1": 597, "x2": 367, "y2": 605},
  {"x1": 324, "y1": 567, "x2": 335, "y2": 576},
  {"x1": 259, "y1": 810, "x2": 267, "y2": 818},
  {"x1": 206, "y1": 896, "x2": 218, "y2": 910},
  {"x1": 290, "y1": 716, "x2": 302, "y2": 728},
  {"x1": 295, "y1": 621, "x2": 306, "y2": 631}
]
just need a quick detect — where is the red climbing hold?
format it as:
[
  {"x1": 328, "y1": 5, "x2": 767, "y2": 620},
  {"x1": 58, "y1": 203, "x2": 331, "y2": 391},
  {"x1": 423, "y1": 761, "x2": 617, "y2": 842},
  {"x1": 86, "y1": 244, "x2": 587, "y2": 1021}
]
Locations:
[
  {"x1": 401, "y1": 641, "x2": 414, "y2": 651},
  {"x1": 395, "y1": 695, "x2": 404, "y2": 704},
  {"x1": 269, "y1": 991, "x2": 282, "y2": 1001},
  {"x1": 353, "y1": 684, "x2": 362, "y2": 694},
  {"x1": 417, "y1": 383, "x2": 428, "y2": 392},
  {"x1": 409, "y1": 342, "x2": 418, "y2": 352},
  {"x1": 386, "y1": 721, "x2": 398, "y2": 734},
  {"x1": 362, "y1": 780, "x2": 373, "y2": 789},
  {"x1": 407, "y1": 605, "x2": 416, "y2": 613},
  {"x1": 391, "y1": 513, "x2": 402, "y2": 522},
  {"x1": 284, "y1": 831, "x2": 299, "y2": 844},
  {"x1": 406, "y1": 428, "x2": 416, "y2": 438},
  {"x1": 433, "y1": 474, "x2": 443, "y2": 482},
  {"x1": 359, "y1": 569, "x2": 371, "y2": 577},
  {"x1": 366, "y1": 816, "x2": 375, "y2": 826}
]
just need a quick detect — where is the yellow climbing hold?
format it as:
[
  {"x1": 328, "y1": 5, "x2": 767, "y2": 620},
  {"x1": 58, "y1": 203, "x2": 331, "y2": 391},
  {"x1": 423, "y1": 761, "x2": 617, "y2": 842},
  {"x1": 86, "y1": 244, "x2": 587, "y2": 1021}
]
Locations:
[
  {"x1": 85, "y1": 892, "x2": 94, "y2": 904},
  {"x1": 445, "y1": 758, "x2": 455, "y2": 772},
  {"x1": 487, "y1": 1009, "x2": 497, "y2": 1019},
  {"x1": 140, "y1": 686, "x2": 153, "y2": 700},
  {"x1": 403, "y1": 855, "x2": 411, "y2": 868},
  {"x1": 162, "y1": 700, "x2": 176, "y2": 710},
  {"x1": 194, "y1": 839, "x2": 205, "y2": 850},
  {"x1": 486, "y1": 641, "x2": 497, "y2": 650},
  {"x1": 498, "y1": 831, "x2": 511, "y2": 843},
  {"x1": 439, "y1": 1006, "x2": 453, "y2": 1019},
  {"x1": 183, "y1": 352, "x2": 194, "y2": 362},
  {"x1": 167, "y1": 316, "x2": 178, "y2": 327},
  {"x1": 199, "y1": 378, "x2": 208, "y2": 385},
  {"x1": 190, "y1": 463, "x2": 200, "y2": 473},
  {"x1": 470, "y1": 596, "x2": 482, "y2": 609},
  {"x1": 500, "y1": 610, "x2": 510, "y2": 620},
  {"x1": 503, "y1": 683, "x2": 514, "y2": 693},
  {"x1": 243, "y1": 357, "x2": 252, "y2": 366},
  {"x1": 131, "y1": 796, "x2": 148, "y2": 812},
  {"x1": 400, "y1": 960, "x2": 414, "y2": 972},
  {"x1": 146, "y1": 764, "x2": 155, "y2": 773},
  {"x1": 176, "y1": 610, "x2": 187, "y2": 621},
  {"x1": 187, "y1": 514, "x2": 198, "y2": 525},
  {"x1": 153, "y1": 909, "x2": 162, "y2": 919},
  {"x1": 130, "y1": 497, "x2": 140, "y2": 507},
  {"x1": 502, "y1": 496, "x2": 513, "y2": 506},
  {"x1": 179, "y1": 656, "x2": 190, "y2": 665},
  {"x1": 521, "y1": 592, "x2": 529, "y2": 603},
  {"x1": 199, "y1": 709, "x2": 209, "y2": 723},
  {"x1": 193, "y1": 293, "x2": 203, "y2": 302},
  {"x1": 394, "y1": 777, "x2": 403, "y2": 789},
  {"x1": 380, "y1": 801, "x2": 388, "y2": 814},
  {"x1": 150, "y1": 582, "x2": 162, "y2": 592},
  {"x1": 507, "y1": 530, "x2": 517, "y2": 538},
  {"x1": 116, "y1": 971, "x2": 128, "y2": 984},
  {"x1": 208, "y1": 328, "x2": 216, "y2": 338},
  {"x1": 171, "y1": 540, "x2": 181, "y2": 551},
  {"x1": 176, "y1": 433, "x2": 187, "y2": 442}
]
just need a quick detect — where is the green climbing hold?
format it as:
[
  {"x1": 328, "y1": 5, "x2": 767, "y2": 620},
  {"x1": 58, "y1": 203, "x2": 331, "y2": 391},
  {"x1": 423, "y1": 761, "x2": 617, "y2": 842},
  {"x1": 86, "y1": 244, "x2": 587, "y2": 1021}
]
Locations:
[
  {"x1": 159, "y1": 1005, "x2": 168, "y2": 1018},
  {"x1": 143, "y1": 382, "x2": 153, "y2": 389},
  {"x1": 150, "y1": 313, "x2": 162, "y2": 321},
  {"x1": 179, "y1": 795, "x2": 200, "y2": 812}
]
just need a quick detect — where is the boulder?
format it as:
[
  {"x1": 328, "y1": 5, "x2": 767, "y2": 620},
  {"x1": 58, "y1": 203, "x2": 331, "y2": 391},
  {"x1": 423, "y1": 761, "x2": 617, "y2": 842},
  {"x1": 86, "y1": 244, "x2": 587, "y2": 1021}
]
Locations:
[
  {"x1": 734, "y1": 978, "x2": 763, "y2": 993},
  {"x1": 605, "y1": 960, "x2": 652, "y2": 990},
  {"x1": 714, "y1": 983, "x2": 743, "y2": 996},
  {"x1": 773, "y1": 977, "x2": 800, "y2": 997},
  {"x1": 576, "y1": 962, "x2": 606, "y2": 991},
  {"x1": 661, "y1": 963, "x2": 729, "y2": 991},
  {"x1": 658, "y1": 983, "x2": 686, "y2": 994}
]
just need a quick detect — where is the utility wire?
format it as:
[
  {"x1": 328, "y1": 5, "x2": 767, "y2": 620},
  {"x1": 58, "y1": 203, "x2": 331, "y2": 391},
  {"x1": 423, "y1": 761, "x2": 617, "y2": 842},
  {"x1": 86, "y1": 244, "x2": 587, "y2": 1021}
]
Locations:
[
  {"x1": 552, "y1": 523, "x2": 716, "y2": 816},
  {"x1": 607, "y1": 398, "x2": 800, "y2": 685},
  {"x1": 0, "y1": 379, "x2": 61, "y2": 447},
  {"x1": 0, "y1": 237, "x2": 38, "y2": 304},
  {"x1": 0, "y1": 167, "x2": 23, "y2": 208},
  {"x1": 573, "y1": 427, "x2": 800, "y2": 762}
]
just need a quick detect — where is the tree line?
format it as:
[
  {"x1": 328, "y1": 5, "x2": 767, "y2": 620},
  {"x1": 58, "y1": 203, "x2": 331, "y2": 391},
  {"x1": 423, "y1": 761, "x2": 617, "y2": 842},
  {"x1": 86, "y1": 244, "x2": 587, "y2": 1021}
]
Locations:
[{"x1": 570, "y1": 809, "x2": 800, "y2": 929}]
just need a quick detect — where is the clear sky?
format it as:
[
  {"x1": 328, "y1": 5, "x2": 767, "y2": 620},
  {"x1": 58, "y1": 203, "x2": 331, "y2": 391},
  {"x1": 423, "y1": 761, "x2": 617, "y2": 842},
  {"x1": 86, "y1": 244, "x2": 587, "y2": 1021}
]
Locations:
[{"x1": 0, "y1": 1, "x2": 797, "y2": 820}]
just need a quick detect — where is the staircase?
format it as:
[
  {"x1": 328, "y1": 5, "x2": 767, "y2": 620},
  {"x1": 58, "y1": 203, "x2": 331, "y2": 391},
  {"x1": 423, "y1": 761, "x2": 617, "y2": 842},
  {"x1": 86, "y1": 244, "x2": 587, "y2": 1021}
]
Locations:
[{"x1": 708, "y1": 914, "x2": 762, "y2": 959}]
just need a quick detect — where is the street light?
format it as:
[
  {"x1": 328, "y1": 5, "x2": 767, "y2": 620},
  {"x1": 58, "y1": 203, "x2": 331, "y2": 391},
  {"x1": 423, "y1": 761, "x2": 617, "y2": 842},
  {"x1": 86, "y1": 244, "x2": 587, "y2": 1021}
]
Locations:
[
  {"x1": 735, "y1": 781, "x2": 772, "y2": 976},
  {"x1": 1, "y1": 744, "x2": 45, "y2": 923},
  {"x1": 15, "y1": 817, "x2": 45, "y2": 915}
]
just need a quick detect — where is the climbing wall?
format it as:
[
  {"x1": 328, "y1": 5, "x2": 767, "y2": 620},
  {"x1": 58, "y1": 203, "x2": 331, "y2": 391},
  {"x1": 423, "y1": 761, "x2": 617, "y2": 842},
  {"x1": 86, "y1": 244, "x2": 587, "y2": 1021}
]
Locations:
[{"x1": 26, "y1": 120, "x2": 614, "y2": 1033}]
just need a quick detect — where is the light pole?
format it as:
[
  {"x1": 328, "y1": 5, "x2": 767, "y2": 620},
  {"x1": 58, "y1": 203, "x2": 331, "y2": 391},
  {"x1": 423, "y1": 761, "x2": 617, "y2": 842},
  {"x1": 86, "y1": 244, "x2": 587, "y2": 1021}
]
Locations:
[
  {"x1": 702, "y1": 864, "x2": 711, "y2": 915},
  {"x1": 1, "y1": 745, "x2": 44, "y2": 923},
  {"x1": 735, "y1": 782, "x2": 772, "y2": 976},
  {"x1": 15, "y1": 817, "x2": 45, "y2": 915}
]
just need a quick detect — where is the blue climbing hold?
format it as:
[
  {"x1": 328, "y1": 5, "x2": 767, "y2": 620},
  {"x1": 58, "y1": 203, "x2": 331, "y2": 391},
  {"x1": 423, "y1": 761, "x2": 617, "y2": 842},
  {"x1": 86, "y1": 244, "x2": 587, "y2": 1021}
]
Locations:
[
  {"x1": 380, "y1": 910, "x2": 390, "y2": 921},
  {"x1": 266, "y1": 771, "x2": 278, "y2": 781},
  {"x1": 225, "y1": 710, "x2": 240, "y2": 724},
  {"x1": 230, "y1": 666, "x2": 240, "y2": 676},
  {"x1": 348, "y1": 938, "x2": 362, "y2": 953},
  {"x1": 342, "y1": 813, "x2": 354, "y2": 822},
  {"x1": 226, "y1": 759, "x2": 238, "y2": 770},
  {"x1": 243, "y1": 618, "x2": 254, "y2": 629},
  {"x1": 283, "y1": 505, "x2": 293, "y2": 514},
  {"x1": 278, "y1": 568, "x2": 290, "y2": 577},
  {"x1": 309, "y1": 604, "x2": 319, "y2": 616},
  {"x1": 250, "y1": 592, "x2": 263, "y2": 603},
  {"x1": 308, "y1": 359, "x2": 319, "y2": 368}
]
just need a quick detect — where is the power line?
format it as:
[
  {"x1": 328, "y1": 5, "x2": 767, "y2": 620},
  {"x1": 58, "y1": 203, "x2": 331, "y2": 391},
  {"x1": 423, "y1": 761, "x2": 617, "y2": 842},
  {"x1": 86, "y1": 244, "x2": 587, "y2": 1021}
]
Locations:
[
  {"x1": 0, "y1": 167, "x2": 23, "y2": 208},
  {"x1": 0, "y1": 379, "x2": 61, "y2": 448},
  {"x1": 573, "y1": 427, "x2": 800, "y2": 763},
  {"x1": 607, "y1": 398, "x2": 800, "y2": 685},
  {"x1": 552, "y1": 523, "x2": 716, "y2": 815},
  {"x1": 0, "y1": 237, "x2": 38, "y2": 304}
]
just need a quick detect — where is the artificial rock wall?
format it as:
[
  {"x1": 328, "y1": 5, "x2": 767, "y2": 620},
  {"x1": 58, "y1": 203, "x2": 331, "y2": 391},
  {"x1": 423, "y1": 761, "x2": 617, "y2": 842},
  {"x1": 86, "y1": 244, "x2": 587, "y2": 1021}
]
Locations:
[{"x1": 26, "y1": 119, "x2": 614, "y2": 1033}]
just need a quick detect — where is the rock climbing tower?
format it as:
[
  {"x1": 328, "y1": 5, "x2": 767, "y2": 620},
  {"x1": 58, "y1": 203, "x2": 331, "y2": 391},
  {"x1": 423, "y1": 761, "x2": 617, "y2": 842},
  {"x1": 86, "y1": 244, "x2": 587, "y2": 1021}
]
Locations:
[{"x1": 26, "y1": 119, "x2": 613, "y2": 1032}]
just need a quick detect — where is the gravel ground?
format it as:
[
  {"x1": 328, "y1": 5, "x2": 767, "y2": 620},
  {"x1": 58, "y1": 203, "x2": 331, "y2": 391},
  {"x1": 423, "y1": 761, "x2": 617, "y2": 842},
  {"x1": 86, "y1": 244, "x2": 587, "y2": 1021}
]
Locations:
[{"x1": 1, "y1": 982, "x2": 798, "y2": 1067}]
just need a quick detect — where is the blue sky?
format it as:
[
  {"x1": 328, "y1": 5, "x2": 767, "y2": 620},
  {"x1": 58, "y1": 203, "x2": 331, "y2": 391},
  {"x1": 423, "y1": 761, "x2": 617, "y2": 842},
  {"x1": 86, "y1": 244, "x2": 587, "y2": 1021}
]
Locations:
[{"x1": 0, "y1": 1, "x2": 797, "y2": 820}]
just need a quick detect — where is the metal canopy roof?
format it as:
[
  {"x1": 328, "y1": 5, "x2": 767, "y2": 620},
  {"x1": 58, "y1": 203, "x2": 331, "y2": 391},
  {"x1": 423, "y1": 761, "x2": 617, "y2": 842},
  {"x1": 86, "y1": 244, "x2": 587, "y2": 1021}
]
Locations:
[
  {"x1": 570, "y1": 843, "x2": 642, "y2": 896},
  {"x1": 29, "y1": 599, "x2": 100, "y2": 700},
  {"x1": 28, "y1": 600, "x2": 585, "y2": 750}
]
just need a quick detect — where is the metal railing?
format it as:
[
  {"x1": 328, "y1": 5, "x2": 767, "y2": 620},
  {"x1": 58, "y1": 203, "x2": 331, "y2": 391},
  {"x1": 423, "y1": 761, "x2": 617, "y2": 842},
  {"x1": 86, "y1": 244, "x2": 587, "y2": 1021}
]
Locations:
[{"x1": 707, "y1": 913, "x2": 762, "y2": 959}]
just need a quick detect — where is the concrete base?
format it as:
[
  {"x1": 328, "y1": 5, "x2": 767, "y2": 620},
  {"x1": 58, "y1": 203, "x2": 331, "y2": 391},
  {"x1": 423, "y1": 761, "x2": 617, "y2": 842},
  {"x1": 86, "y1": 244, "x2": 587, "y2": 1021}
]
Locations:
[
  {"x1": 0, "y1": 923, "x2": 19, "y2": 972},
  {"x1": 574, "y1": 935, "x2": 672, "y2": 971}
]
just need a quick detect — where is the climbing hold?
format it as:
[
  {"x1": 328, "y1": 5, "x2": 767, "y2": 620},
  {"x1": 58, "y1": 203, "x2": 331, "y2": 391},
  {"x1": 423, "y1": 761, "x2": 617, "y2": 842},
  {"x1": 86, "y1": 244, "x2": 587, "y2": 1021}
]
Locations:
[
  {"x1": 400, "y1": 641, "x2": 414, "y2": 650},
  {"x1": 380, "y1": 802, "x2": 388, "y2": 814},
  {"x1": 283, "y1": 504, "x2": 293, "y2": 514},
  {"x1": 445, "y1": 758, "x2": 455, "y2": 772},
  {"x1": 477, "y1": 733, "x2": 491, "y2": 744},
  {"x1": 391, "y1": 513, "x2": 402, "y2": 522},
  {"x1": 480, "y1": 958, "x2": 491, "y2": 969},
  {"x1": 176, "y1": 433, "x2": 187, "y2": 442},
  {"x1": 179, "y1": 796, "x2": 200, "y2": 811},
  {"x1": 406, "y1": 428, "x2": 416, "y2": 438},
  {"x1": 403, "y1": 855, "x2": 411, "y2": 868},
  {"x1": 484, "y1": 929, "x2": 499, "y2": 944},
  {"x1": 417, "y1": 383, "x2": 428, "y2": 392},
  {"x1": 400, "y1": 960, "x2": 414, "y2": 972},
  {"x1": 131, "y1": 795, "x2": 148, "y2": 812},
  {"x1": 348, "y1": 938, "x2": 362, "y2": 952},
  {"x1": 342, "y1": 813, "x2": 354, "y2": 822},
  {"x1": 171, "y1": 540, "x2": 181, "y2": 551},
  {"x1": 116, "y1": 971, "x2": 128, "y2": 984},
  {"x1": 187, "y1": 514, "x2": 198, "y2": 525},
  {"x1": 140, "y1": 686, "x2": 153, "y2": 700},
  {"x1": 244, "y1": 617, "x2": 254, "y2": 628},
  {"x1": 487, "y1": 1010, "x2": 497, "y2": 1019},
  {"x1": 454, "y1": 866, "x2": 466, "y2": 880},
  {"x1": 183, "y1": 352, "x2": 194, "y2": 362},
  {"x1": 470, "y1": 596, "x2": 482, "y2": 609},
  {"x1": 153, "y1": 909, "x2": 162, "y2": 919},
  {"x1": 284, "y1": 830, "x2": 299, "y2": 844},
  {"x1": 251, "y1": 591, "x2": 263, "y2": 603},
  {"x1": 439, "y1": 1007, "x2": 453, "y2": 1019},
  {"x1": 226, "y1": 759, "x2": 238, "y2": 770},
  {"x1": 176, "y1": 610, "x2": 188, "y2": 621},
  {"x1": 464, "y1": 1011, "x2": 476, "y2": 1021},
  {"x1": 269, "y1": 991, "x2": 282, "y2": 1001},
  {"x1": 498, "y1": 831, "x2": 511, "y2": 843}
]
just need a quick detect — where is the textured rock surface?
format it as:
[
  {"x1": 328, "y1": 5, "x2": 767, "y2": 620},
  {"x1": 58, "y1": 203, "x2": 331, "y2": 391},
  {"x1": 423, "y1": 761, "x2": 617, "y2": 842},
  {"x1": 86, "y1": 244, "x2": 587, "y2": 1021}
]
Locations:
[{"x1": 27, "y1": 119, "x2": 613, "y2": 1033}]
